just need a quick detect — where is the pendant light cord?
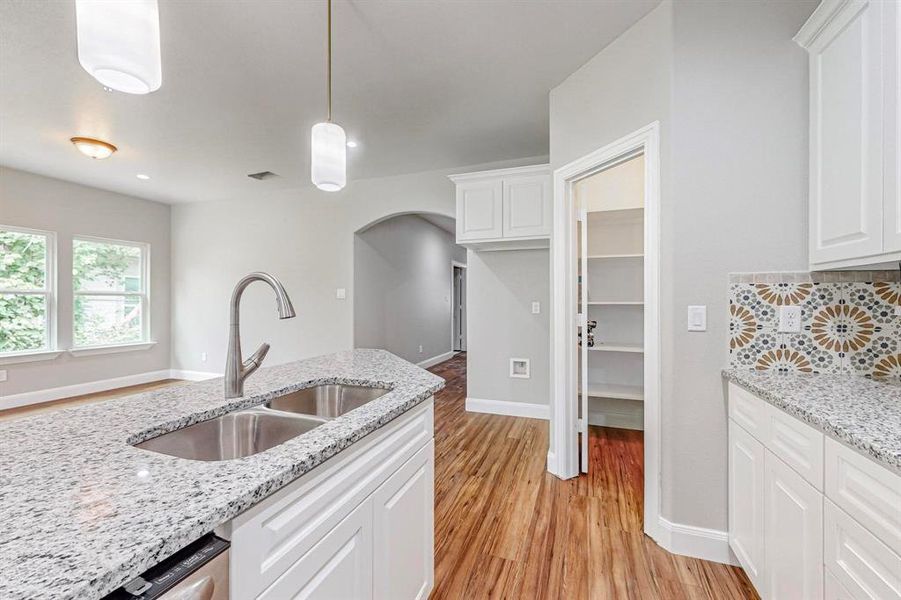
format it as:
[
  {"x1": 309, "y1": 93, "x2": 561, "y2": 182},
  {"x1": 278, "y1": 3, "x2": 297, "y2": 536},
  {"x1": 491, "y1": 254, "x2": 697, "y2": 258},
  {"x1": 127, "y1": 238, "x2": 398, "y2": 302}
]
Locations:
[{"x1": 327, "y1": 0, "x2": 332, "y2": 123}]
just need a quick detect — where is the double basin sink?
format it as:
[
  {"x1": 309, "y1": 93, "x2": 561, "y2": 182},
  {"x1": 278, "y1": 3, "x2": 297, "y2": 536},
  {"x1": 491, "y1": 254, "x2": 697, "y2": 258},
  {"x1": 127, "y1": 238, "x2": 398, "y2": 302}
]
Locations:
[{"x1": 136, "y1": 384, "x2": 389, "y2": 461}]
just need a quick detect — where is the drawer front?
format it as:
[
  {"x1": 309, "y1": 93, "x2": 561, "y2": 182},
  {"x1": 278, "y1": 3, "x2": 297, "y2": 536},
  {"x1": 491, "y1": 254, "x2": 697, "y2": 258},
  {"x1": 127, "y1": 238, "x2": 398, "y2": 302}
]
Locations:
[
  {"x1": 825, "y1": 499, "x2": 901, "y2": 600},
  {"x1": 825, "y1": 438, "x2": 901, "y2": 556},
  {"x1": 825, "y1": 569, "x2": 856, "y2": 600},
  {"x1": 763, "y1": 402, "x2": 824, "y2": 490},
  {"x1": 728, "y1": 383, "x2": 768, "y2": 440},
  {"x1": 231, "y1": 400, "x2": 434, "y2": 599}
]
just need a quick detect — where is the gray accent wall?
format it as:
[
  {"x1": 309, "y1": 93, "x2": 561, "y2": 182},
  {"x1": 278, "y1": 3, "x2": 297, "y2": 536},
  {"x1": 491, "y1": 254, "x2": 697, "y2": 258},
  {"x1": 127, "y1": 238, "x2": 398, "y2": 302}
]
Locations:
[
  {"x1": 0, "y1": 167, "x2": 172, "y2": 396},
  {"x1": 550, "y1": 0, "x2": 815, "y2": 532},
  {"x1": 353, "y1": 214, "x2": 465, "y2": 364}
]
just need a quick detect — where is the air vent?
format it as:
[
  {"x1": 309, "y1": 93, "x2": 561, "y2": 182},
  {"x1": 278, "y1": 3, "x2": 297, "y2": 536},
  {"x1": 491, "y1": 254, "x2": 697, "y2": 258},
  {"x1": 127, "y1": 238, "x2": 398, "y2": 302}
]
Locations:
[{"x1": 247, "y1": 171, "x2": 279, "y2": 181}]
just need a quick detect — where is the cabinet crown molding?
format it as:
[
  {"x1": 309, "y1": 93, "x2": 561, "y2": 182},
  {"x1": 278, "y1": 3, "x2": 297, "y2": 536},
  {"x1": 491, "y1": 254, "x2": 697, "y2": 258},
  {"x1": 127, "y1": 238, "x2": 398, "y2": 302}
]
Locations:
[
  {"x1": 447, "y1": 163, "x2": 550, "y2": 183},
  {"x1": 794, "y1": 0, "x2": 868, "y2": 48}
]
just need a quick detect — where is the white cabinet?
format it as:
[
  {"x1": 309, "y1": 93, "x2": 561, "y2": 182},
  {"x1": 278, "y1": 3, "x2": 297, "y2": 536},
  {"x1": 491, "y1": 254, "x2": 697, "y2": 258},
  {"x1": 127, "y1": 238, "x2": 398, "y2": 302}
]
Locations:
[
  {"x1": 729, "y1": 420, "x2": 766, "y2": 591},
  {"x1": 796, "y1": 0, "x2": 901, "y2": 269},
  {"x1": 764, "y1": 449, "x2": 824, "y2": 599},
  {"x1": 450, "y1": 164, "x2": 551, "y2": 250},
  {"x1": 227, "y1": 400, "x2": 435, "y2": 600},
  {"x1": 373, "y1": 441, "x2": 435, "y2": 600}
]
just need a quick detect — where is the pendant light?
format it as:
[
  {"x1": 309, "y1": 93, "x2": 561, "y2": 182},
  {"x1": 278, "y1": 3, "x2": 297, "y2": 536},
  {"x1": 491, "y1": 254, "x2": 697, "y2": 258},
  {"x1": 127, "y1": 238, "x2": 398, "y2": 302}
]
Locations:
[
  {"x1": 311, "y1": 0, "x2": 347, "y2": 192},
  {"x1": 75, "y1": 0, "x2": 162, "y2": 94}
]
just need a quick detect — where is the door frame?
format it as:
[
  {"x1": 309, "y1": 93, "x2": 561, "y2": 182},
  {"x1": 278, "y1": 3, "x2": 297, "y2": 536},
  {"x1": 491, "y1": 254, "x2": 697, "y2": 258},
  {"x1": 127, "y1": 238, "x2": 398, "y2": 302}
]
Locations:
[
  {"x1": 549, "y1": 121, "x2": 662, "y2": 543},
  {"x1": 450, "y1": 261, "x2": 467, "y2": 352}
]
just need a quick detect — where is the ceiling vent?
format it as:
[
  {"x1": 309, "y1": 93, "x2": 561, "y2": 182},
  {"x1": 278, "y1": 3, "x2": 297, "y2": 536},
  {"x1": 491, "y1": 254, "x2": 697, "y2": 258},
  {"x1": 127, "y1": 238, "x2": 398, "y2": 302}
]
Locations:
[{"x1": 247, "y1": 171, "x2": 279, "y2": 181}]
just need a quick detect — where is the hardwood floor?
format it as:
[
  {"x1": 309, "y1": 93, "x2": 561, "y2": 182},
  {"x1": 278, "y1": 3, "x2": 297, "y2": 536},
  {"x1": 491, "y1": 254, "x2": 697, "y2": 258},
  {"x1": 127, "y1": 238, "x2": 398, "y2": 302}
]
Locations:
[
  {"x1": 428, "y1": 352, "x2": 757, "y2": 599},
  {"x1": 1, "y1": 353, "x2": 757, "y2": 598}
]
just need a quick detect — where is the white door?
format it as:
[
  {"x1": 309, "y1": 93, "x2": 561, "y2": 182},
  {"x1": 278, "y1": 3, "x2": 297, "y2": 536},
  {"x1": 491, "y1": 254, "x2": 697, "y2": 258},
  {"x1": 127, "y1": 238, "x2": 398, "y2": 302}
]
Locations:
[
  {"x1": 579, "y1": 208, "x2": 589, "y2": 473},
  {"x1": 764, "y1": 450, "x2": 824, "y2": 600},
  {"x1": 885, "y1": 0, "x2": 901, "y2": 253},
  {"x1": 808, "y1": 0, "x2": 885, "y2": 265},
  {"x1": 372, "y1": 442, "x2": 434, "y2": 600},
  {"x1": 256, "y1": 498, "x2": 374, "y2": 600},
  {"x1": 453, "y1": 266, "x2": 466, "y2": 352},
  {"x1": 456, "y1": 180, "x2": 503, "y2": 241},
  {"x1": 503, "y1": 174, "x2": 551, "y2": 238},
  {"x1": 728, "y1": 420, "x2": 766, "y2": 593}
]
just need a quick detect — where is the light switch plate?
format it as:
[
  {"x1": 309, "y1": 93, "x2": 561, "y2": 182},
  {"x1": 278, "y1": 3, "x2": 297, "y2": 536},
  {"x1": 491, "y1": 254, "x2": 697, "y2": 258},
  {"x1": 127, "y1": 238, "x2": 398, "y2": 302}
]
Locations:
[
  {"x1": 336, "y1": 288, "x2": 346, "y2": 299},
  {"x1": 778, "y1": 305, "x2": 802, "y2": 333},
  {"x1": 687, "y1": 305, "x2": 707, "y2": 331}
]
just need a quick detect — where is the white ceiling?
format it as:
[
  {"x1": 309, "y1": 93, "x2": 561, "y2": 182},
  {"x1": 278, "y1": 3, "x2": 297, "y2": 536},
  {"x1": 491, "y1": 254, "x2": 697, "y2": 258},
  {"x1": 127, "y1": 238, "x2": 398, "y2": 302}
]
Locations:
[{"x1": 0, "y1": 0, "x2": 659, "y2": 204}]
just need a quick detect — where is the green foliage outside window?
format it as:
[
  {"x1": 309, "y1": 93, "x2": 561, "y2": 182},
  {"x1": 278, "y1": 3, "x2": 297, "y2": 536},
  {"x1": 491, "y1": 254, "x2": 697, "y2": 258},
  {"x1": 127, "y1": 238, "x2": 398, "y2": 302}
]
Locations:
[{"x1": 0, "y1": 230, "x2": 47, "y2": 353}]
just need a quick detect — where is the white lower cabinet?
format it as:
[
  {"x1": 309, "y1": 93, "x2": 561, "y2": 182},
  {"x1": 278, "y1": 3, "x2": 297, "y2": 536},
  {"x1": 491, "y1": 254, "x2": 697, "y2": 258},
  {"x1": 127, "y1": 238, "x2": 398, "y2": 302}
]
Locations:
[
  {"x1": 729, "y1": 420, "x2": 766, "y2": 591},
  {"x1": 763, "y1": 449, "x2": 823, "y2": 599},
  {"x1": 227, "y1": 400, "x2": 435, "y2": 600}
]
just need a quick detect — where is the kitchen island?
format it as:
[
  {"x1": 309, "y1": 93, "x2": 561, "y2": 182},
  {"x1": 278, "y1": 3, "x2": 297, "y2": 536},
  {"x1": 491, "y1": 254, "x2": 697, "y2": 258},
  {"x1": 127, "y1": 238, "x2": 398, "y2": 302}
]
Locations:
[{"x1": 0, "y1": 349, "x2": 443, "y2": 600}]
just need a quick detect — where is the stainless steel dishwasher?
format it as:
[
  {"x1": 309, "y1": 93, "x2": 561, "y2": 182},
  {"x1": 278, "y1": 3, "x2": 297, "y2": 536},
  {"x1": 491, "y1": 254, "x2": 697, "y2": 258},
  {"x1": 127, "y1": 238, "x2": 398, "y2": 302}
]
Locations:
[{"x1": 103, "y1": 534, "x2": 229, "y2": 600}]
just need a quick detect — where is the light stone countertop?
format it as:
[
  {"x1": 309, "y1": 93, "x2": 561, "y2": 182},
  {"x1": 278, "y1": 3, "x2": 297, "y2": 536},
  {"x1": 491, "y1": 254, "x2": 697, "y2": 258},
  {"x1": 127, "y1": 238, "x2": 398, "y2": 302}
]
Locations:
[
  {"x1": 0, "y1": 349, "x2": 444, "y2": 600},
  {"x1": 723, "y1": 369, "x2": 901, "y2": 474}
]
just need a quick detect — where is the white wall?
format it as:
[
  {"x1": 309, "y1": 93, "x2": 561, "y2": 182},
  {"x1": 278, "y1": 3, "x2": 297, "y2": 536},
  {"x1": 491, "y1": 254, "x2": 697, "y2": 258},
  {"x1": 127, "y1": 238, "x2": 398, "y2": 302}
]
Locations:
[
  {"x1": 0, "y1": 167, "x2": 171, "y2": 396},
  {"x1": 353, "y1": 214, "x2": 465, "y2": 364},
  {"x1": 467, "y1": 249, "x2": 550, "y2": 407},
  {"x1": 549, "y1": 0, "x2": 814, "y2": 532},
  {"x1": 171, "y1": 157, "x2": 542, "y2": 374}
]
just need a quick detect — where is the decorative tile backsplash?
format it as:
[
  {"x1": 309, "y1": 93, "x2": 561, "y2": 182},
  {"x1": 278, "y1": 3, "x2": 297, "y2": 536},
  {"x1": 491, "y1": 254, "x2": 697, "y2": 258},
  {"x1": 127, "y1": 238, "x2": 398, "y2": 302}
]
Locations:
[{"x1": 728, "y1": 271, "x2": 901, "y2": 379}]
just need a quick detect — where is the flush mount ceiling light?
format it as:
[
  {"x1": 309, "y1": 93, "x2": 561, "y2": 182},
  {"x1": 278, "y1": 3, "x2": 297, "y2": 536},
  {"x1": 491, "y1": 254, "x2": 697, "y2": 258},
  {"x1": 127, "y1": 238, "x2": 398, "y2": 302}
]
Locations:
[
  {"x1": 75, "y1": 0, "x2": 162, "y2": 94},
  {"x1": 346, "y1": 140, "x2": 357, "y2": 148},
  {"x1": 311, "y1": 0, "x2": 346, "y2": 192},
  {"x1": 70, "y1": 137, "x2": 117, "y2": 159},
  {"x1": 136, "y1": 173, "x2": 150, "y2": 180}
]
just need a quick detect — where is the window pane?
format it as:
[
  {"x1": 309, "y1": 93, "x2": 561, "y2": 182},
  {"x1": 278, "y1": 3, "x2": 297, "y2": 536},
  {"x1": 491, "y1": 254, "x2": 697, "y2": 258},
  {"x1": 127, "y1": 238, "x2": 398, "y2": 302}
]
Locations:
[
  {"x1": 74, "y1": 295, "x2": 142, "y2": 347},
  {"x1": 73, "y1": 240, "x2": 142, "y2": 292},
  {"x1": 0, "y1": 293, "x2": 47, "y2": 353},
  {"x1": 0, "y1": 230, "x2": 46, "y2": 289}
]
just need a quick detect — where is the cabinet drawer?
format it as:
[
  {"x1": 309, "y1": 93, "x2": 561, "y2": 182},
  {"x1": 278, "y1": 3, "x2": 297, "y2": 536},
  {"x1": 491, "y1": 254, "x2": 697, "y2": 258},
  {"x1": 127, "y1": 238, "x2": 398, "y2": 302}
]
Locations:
[
  {"x1": 230, "y1": 401, "x2": 434, "y2": 599},
  {"x1": 728, "y1": 383, "x2": 768, "y2": 440},
  {"x1": 825, "y1": 499, "x2": 901, "y2": 600},
  {"x1": 825, "y1": 437, "x2": 901, "y2": 556},
  {"x1": 763, "y1": 402, "x2": 824, "y2": 491}
]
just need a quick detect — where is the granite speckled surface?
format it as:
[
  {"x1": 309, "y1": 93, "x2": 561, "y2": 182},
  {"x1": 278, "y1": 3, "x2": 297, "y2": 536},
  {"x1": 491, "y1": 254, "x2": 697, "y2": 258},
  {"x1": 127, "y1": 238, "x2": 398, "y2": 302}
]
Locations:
[
  {"x1": 0, "y1": 349, "x2": 444, "y2": 600},
  {"x1": 724, "y1": 369, "x2": 901, "y2": 473}
]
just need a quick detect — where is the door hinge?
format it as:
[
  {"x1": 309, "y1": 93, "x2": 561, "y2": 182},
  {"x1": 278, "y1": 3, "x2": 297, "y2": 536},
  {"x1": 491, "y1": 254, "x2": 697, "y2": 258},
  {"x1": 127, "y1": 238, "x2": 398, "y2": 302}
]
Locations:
[{"x1": 576, "y1": 312, "x2": 587, "y2": 327}]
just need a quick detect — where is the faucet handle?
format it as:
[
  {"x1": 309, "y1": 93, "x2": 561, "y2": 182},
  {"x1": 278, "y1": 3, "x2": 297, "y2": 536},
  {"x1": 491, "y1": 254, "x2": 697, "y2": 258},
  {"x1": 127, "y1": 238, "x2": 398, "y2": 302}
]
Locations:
[{"x1": 242, "y1": 343, "x2": 271, "y2": 378}]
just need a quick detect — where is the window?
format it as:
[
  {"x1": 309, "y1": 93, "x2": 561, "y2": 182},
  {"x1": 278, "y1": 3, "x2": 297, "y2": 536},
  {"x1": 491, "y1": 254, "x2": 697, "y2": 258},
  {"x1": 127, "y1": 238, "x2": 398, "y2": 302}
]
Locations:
[
  {"x1": 72, "y1": 237, "x2": 149, "y2": 348},
  {"x1": 0, "y1": 226, "x2": 55, "y2": 355}
]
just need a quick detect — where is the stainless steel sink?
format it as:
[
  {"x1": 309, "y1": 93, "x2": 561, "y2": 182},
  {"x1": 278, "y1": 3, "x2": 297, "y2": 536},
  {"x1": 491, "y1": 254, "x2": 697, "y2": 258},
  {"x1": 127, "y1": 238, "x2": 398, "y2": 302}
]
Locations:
[
  {"x1": 135, "y1": 408, "x2": 326, "y2": 461},
  {"x1": 265, "y1": 384, "x2": 390, "y2": 418}
]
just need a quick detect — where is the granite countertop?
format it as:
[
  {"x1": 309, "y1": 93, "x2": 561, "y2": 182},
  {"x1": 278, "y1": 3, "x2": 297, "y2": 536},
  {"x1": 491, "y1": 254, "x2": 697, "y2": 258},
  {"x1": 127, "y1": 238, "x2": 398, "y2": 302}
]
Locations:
[
  {"x1": 0, "y1": 349, "x2": 444, "y2": 600},
  {"x1": 723, "y1": 369, "x2": 901, "y2": 474}
]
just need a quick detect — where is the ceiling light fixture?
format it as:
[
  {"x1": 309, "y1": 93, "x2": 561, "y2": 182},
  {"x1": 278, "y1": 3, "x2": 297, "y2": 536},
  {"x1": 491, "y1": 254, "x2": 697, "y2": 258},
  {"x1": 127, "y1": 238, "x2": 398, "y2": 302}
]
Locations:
[
  {"x1": 136, "y1": 173, "x2": 150, "y2": 180},
  {"x1": 311, "y1": 0, "x2": 346, "y2": 192},
  {"x1": 346, "y1": 140, "x2": 357, "y2": 148},
  {"x1": 70, "y1": 137, "x2": 117, "y2": 159},
  {"x1": 75, "y1": 0, "x2": 162, "y2": 94}
]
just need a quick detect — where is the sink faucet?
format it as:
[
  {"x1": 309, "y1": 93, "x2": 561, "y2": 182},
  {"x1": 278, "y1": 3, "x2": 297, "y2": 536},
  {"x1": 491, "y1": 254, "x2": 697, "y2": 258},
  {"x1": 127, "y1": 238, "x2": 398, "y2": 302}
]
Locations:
[{"x1": 225, "y1": 272, "x2": 296, "y2": 398}]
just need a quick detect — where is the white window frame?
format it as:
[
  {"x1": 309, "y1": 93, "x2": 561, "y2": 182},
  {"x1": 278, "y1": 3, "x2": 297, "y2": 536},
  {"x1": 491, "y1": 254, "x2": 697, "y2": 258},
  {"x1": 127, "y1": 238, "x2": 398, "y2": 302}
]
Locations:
[
  {"x1": 0, "y1": 224, "x2": 59, "y2": 363},
  {"x1": 70, "y1": 235, "x2": 152, "y2": 352}
]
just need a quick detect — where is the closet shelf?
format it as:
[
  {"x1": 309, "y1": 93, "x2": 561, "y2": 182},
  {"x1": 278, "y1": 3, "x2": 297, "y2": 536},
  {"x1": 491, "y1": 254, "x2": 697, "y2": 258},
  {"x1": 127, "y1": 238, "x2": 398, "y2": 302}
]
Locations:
[
  {"x1": 585, "y1": 253, "x2": 644, "y2": 260},
  {"x1": 587, "y1": 342, "x2": 644, "y2": 353},
  {"x1": 583, "y1": 383, "x2": 644, "y2": 401},
  {"x1": 586, "y1": 301, "x2": 643, "y2": 306}
]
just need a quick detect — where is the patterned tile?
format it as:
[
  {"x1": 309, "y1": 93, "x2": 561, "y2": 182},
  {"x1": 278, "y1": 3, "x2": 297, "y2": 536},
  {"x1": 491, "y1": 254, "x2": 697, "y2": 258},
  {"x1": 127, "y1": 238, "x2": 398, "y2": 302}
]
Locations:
[{"x1": 727, "y1": 273, "x2": 900, "y2": 379}]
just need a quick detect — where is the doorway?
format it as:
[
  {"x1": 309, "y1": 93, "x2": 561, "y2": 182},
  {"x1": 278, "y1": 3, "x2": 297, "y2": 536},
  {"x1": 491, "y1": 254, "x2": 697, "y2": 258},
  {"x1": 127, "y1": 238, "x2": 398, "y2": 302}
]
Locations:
[
  {"x1": 550, "y1": 122, "x2": 662, "y2": 543},
  {"x1": 452, "y1": 262, "x2": 467, "y2": 352}
]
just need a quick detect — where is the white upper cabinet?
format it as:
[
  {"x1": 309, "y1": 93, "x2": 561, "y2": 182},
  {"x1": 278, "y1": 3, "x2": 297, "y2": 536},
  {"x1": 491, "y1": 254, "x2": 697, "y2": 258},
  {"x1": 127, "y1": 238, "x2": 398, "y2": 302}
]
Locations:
[
  {"x1": 450, "y1": 164, "x2": 551, "y2": 250},
  {"x1": 886, "y1": 0, "x2": 901, "y2": 253},
  {"x1": 796, "y1": 0, "x2": 900, "y2": 269}
]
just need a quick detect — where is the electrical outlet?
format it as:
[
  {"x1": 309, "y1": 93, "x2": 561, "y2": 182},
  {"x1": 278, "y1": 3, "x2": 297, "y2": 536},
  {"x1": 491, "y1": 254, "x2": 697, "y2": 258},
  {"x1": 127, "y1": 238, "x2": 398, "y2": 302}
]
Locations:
[
  {"x1": 336, "y1": 288, "x2": 346, "y2": 299},
  {"x1": 0, "y1": 369, "x2": 6, "y2": 383},
  {"x1": 532, "y1": 301, "x2": 540, "y2": 314},
  {"x1": 778, "y1": 305, "x2": 802, "y2": 333},
  {"x1": 418, "y1": 345, "x2": 423, "y2": 353},
  {"x1": 200, "y1": 352, "x2": 207, "y2": 363},
  {"x1": 895, "y1": 305, "x2": 901, "y2": 318}
]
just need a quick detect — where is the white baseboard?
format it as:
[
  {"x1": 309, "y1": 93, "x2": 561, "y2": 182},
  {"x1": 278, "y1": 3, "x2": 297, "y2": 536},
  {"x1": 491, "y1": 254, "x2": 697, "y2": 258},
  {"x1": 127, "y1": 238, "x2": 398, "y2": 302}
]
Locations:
[
  {"x1": 416, "y1": 351, "x2": 456, "y2": 369},
  {"x1": 0, "y1": 369, "x2": 173, "y2": 411},
  {"x1": 170, "y1": 369, "x2": 221, "y2": 381},
  {"x1": 656, "y1": 516, "x2": 737, "y2": 565},
  {"x1": 465, "y1": 397, "x2": 549, "y2": 420}
]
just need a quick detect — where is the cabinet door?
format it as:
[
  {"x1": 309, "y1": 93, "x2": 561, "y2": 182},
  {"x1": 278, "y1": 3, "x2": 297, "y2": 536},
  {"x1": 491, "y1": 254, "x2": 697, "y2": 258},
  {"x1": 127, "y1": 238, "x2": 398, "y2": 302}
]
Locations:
[
  {"x1": 729, "y1": 420, "x2": 766, "y2": 593},
  {"x1": 502, "y1": 174, "x2": 551, "y2": 238},
  {"x1": 885, "y1": 0, "x2": 901, "y2": 253},
  {"x1": 764, "y1": 450, "x2": 824, "y2": 600},
  {"x1": 807, "y1": 0, "x2": 885, "y2": 265},
  {"x1": 256, "y1": 498, "x2": 373, "y2": 600},
  {"x1": 456, "y1": 179, "x2": 503, "y2": 242},
  {"x1": 373, "y1": 441, "x2": 434, "y2": 600}
]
